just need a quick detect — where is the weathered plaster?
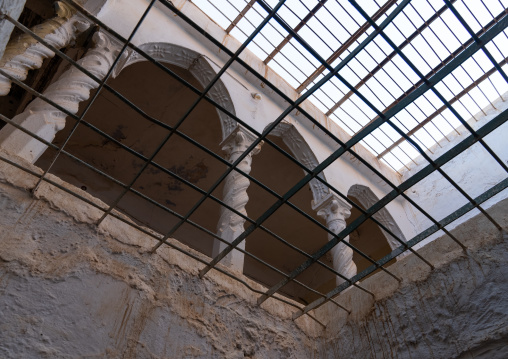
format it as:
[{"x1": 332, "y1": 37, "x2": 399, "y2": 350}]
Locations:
[
  {"x1": 0, "y1": 0, "x2": 27, "y2": 60},
  {"x1": 0, "y1": 151, "x2": 322, "y2": 358},
  {"x1": 404, "y1": 92, "x2": 508, "y2": 249},
  {"x1": 0, "y1": 150, "x2": 507, "y2": 358},
  {"x1": 316, "y1": 197, "x2": 508, "y2": 359}
]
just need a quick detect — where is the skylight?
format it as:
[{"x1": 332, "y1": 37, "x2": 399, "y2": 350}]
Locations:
[{"x1": 191, "y1": 0, "x2": 508, "y2": 172}]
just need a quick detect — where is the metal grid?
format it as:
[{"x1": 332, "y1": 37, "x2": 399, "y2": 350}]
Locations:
[
  {"x1": 0, "y1": 0, "x2": 506, "y2": 325},
  {"x1": 194, "y1": 0, "x2": 508, "y2": 172}
]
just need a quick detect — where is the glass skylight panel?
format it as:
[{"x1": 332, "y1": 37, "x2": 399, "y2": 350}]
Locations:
[
  {"x1": 383, "y1": 22, "x2": 406, "y2": 47},
  {"x1": 364, "y1": 131, "x2": 387, "y2": 154},
  {"x1": 434, "y1": 81, "x2": 455, "y2": 102},
  {"x1": 485, "y1": 36, "x2": 505, "y2": 63},
  {"x1": 409, "y1": 0, "x2": 435, "y2": 23},
  {"x1": 358, "y1": 77, "x2": 391, "y2": 109},
  {"x1": 192, "y1": 0, "x2": 238, "y2": 29},
  {"x1": 439, "y1": 9, "x2": 470, "y2": 44},
  {"x1": 298, "y1": 23, "x2": 333, "y2": 59},
  {"x1": 192, "y1": 0, "x2": 508, "y2": 171},
  {"x1": 455, "y1": 0, "x2": 492, "y2": 31}
]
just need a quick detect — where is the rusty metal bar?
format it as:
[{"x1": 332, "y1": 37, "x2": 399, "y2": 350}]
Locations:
[
  {"x1": 296, "y1": 0, "x2": 398, "y2": 93},
  {"x1": 378, "y1": 54, "x2": 508, "y2": 159},
  {"x1": 226, "y1": 0, "x2": 256, "y2": 34},
  {"x1": 349, "y1": 8, "x2": 508, "y2": 142},
  {"x1": 263, "y1": 0, "x2": 328, "y2": 64},
  {"x1": 324, "y1": 0, "x2": 459, "y2": 117}
]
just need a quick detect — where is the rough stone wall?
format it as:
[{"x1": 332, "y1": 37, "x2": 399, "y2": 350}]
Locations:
[
  {"x1": 0, "y1": 156, "x2": 321, "y2": 358},
  {"x1": 318, "y1": 197, "x2": 508, "y2": 359},
  {"x1": 0, "y1": 153, "x2": 507, "y2": 359}
]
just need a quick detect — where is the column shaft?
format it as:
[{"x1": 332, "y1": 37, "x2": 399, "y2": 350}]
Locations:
[
  {"x1": 316, "y1": 195, "x2": 357, "y2": 286},
  {"x1": 213, "y1": 127, "x2": 261, "y2": 272},
  {"x1": 0, "y1": 31, "x2": 123, "y2": 163}
]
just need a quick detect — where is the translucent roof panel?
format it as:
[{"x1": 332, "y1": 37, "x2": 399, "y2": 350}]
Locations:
[{"x1": 192, "y1": 0, "x2": 508, "y2": 172}]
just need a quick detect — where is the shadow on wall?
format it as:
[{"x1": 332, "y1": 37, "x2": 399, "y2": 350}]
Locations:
[{"x1": 347, "y1": 184, "x2": 404, "y2": 277}]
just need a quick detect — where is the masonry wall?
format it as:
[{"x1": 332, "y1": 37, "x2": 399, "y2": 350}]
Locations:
[
  {"x1": 0, "y1": 153, "x2": 507, "y2": 359},
  {"x1": 0, "y1": 156, "x2": 322, "y2": 358},
  {"x1": 317, "y1": 197, "x2": 508, "y2": 358}
]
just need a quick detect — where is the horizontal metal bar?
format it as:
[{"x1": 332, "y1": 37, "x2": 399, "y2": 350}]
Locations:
[
  {"x1": 378, "y1": 55, "x2": 508, "y2": 158},
  {"x1": 294, "y1": 172, "x2": 508, "y2": 319},
  {"x1": 264, "y1": 0, "x2": 328, "y2": 64},
  {"x1": 295, "y1": 0, "x2": 398, "y2": 93}
]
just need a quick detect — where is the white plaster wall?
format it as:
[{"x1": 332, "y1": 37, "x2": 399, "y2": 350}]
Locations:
[
  {"x1": 403, "y1": 93, "x2": 508, "y2": 249},
  {"x1": 96, "y1": 0, "x2": 404, "y2": 199}
]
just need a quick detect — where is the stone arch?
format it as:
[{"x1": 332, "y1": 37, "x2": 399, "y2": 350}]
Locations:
[
  {"x1": 347, "y1": 184, "x2": 406, "y2": 250},
  {"x1": 115, "y1": 42, "x2": 236, "y2": 140},
  {"x1": 268, "y1": 122, "x2": 330, "y2": 207}
]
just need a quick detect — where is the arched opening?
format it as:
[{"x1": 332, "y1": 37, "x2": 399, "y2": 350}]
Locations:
[
  {"x1": 243, "y1": 130, "x2": 335, "y2": 305},
  {"x1": 35, "y1": 59, "x2": 229, "y2": 257},
  {"x1": 347, "y1": 185, "x2": 404, "y2": 277}
]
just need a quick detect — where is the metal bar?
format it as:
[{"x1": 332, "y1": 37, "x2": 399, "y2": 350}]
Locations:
[
  {"x1": 159, "y1": 0, "x2": 414, "y2": 271},
  {"x1": 252, "y1": 12, "x2": 508, "y2": 305},
  {"x1": 323, "y1": 0, "x2": 463, "y2": 117},
  {"x1": 260, "y1": 99, "x2": 508, "y2": 307},
  {"x1": 295, "y1": 0, "x2": 398, "y2": 93},
  {"x1": 196, "y1": 0, "x2": 414, "y2": 280},
  {"x1": 161, "y1": 0, "x2": 466, "y2": 270},
  {"x1": 344, "y1": 8, "x2": 508, "y2": 131},
  {"x1": 443, "y1": 0, "x2": 508, "y2": 85},
  {"x1": 294, "y1": 170, "x2": 508, "y2": 319},
  {"x1": 378, "y1": 55, "x2": 508, "y2": 159},
  {"x1": 0, "y1": 9, "x2": 379, "y2": 298},
  {"x1": 349, "y1": 0, "x2": 508, "y2": 223},
  {"x1": 97, "y1": 0, "x2": 289, "y2": 226},
  {"x1": 226, "y1": 0, "x2": 257, "y2": 34},
  {"x1": 264, "y1": 0, "x2": 328, "y2": 64}
]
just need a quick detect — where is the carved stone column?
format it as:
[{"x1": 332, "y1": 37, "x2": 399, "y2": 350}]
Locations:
[
  {"x1": 0, "y1": 1, "x2": 91, "y2": 96},
  {"x1": 315, "y1": 194, "x2": 357, "y2": 286},
  {"x1": 213, "y1": 127, "x2": 262, "y2": 272},
  {"x1": 0, "y1": 31, "x2": 124, "y2": 163}
]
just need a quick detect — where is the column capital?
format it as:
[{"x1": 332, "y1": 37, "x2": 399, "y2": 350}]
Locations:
[
  {"x1": 220, "y1": 125, "x2": 262, "y2": 161},
  {"x1": 0, "y1": 1, "x2": 92, "y2": 96},
  {"x1": 313, "y1": 193, "x2": 351, "y2": 219}
]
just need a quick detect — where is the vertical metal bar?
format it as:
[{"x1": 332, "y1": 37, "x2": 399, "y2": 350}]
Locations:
[
  {"x1": 98, "y1": 0, "x2": 289, "y2": 226},
  {"x1": 31, "y1": 0, "x2": 158, "y2": 194}
]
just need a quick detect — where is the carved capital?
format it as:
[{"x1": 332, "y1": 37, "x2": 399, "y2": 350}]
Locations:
[
  {"x1": 0, "y1": 30, "x2": 126, "y2": 163},
  {"x1": 0, "y1": 1, "x2": 92, "y2": 96},
  {"x1": 220, "y1": 126, "x2": 262, "y2": 162},
  {"x1": 314, "y1": 194, "x2": 351, "y2": 230}
]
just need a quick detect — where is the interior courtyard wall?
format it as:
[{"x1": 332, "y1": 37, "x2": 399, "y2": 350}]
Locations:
[
  {"x1": 0, "y1": 155, "x2": 322, "y2": 358},
  {"x1": 317, "y1": 197, "x2": 508, "y2": 359},
  {"x1": 1, "y1": 149, "x2": 507, "y2": 359},
  {"x1": 403, "y1": 92, "x2": 508, "y2": 249}
]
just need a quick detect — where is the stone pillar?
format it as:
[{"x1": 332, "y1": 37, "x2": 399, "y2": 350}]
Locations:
[
  {"x1": 0, "y1": 31, "x2": 123, "y2": 163},
  {"x1": 315, "y1": 194, "x2": 357, "y2": 286},
  {"x1": 0, "y1": 1, "x2": 90, "y2": 96},
  {"x1": 213, "y1": 127, "x2": 262, "y2": 272},
  {"x1": 0, "y1": 0, "x2": 27, "y2": 60}
]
